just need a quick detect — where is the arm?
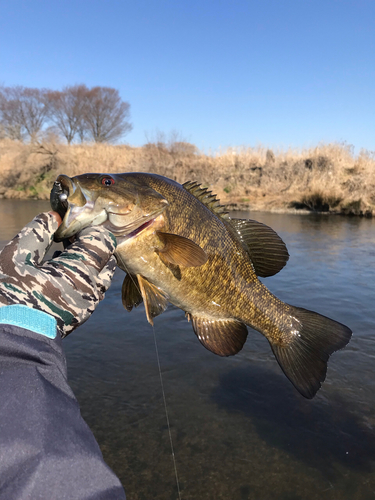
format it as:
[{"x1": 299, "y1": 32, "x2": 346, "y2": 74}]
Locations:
[{"x1": 0, "y1": 213, "x2": 126, "y2": 500}]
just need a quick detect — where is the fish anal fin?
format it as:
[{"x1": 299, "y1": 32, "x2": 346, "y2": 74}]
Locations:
[
  {"x1": 156, "y1": 231, "x2": 207, "y2": 267},
  {"x1": 190, "y1": 316, "x2": 248, "y2": 356},
  {"x1": 137, "y1": 274, "x2": 169, "y2": 325},
  {"x1": 121, "y1": 274, "x2": 143, "y2": 312},
  {"x1": 270, "y1": 306, "x2": 352, "y2": 398},
  {"x1": 182, "y1": 181, "x2": 229, "y2": 219},
  {"x1": 230, "y1": 218, "x2": 289, "y2": 277}
]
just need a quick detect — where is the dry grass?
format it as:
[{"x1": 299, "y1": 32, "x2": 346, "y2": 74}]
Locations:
[{"x1": 0, "y1": 138, "x2": 374, "y2": 215}]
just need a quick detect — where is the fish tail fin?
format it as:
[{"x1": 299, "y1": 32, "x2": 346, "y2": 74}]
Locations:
[{"x1": 269, "y1": 306, "x2": 352, "y2": 399}]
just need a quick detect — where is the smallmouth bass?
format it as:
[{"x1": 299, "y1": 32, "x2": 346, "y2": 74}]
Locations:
[{"x1": 51, "y1": 172, "x2": 352, "y2": 398}]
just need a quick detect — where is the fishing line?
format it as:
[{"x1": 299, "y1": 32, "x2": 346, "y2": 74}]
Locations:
[
  {"x1": 120, "y1": 264, "x2": 182, "y2": 499},
  {"x1": 152, "y1": 323, "x2": 182, "y2": 500}
]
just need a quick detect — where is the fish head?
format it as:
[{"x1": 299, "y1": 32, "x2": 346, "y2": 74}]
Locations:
[{"x1": 51, "y1": 173, "x2": 169, "y2": 241}]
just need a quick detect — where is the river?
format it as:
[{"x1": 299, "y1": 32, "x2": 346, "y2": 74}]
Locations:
[{"x1": 1, "y1": 199, "x2": 375, "y2": 500}]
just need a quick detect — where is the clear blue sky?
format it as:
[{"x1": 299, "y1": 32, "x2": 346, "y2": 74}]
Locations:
[{"x1": 0, "y1": 0, "x2": 374, "y2": 152}]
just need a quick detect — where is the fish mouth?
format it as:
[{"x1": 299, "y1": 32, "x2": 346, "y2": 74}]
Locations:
[
  {"x1": 51, "y1": 174, "x2": 168, "y2": 241},
  {"x1": 51, "y1": 175, "x2": 100, "y2": 240}
]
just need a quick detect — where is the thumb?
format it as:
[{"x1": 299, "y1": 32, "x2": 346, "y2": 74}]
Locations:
[{"x1": 58, "y1": 226, "x2": 117, "y2": 275}]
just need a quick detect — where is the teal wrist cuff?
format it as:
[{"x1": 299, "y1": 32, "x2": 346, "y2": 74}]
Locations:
[{"x1": 0, "y1": 305, "x2": 57, "y2": 339}]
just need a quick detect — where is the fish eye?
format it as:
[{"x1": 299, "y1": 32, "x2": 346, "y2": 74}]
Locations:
[{"x1": 101, "y1": 177, "x2": 115, "y2": 186}]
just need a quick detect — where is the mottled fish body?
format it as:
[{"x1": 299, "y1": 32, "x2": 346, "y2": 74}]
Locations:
[{"x1": 52, "y1": 172, "x2": 352, "y2": 398}]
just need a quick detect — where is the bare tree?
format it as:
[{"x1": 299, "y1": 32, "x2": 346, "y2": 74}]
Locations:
[
  {"x1": 0, "y1": 86, "x2": 50, "y2": 141},
  {"x1": 47, "y1": 84, "x2": 89, "y2": 144},
  {"x1": 76, "y1": 120, "x2": 87, "y2": 143},
  {"x1": 84, "y1": 87, "x2": 132, "y2": 143},
  {"x1": 0, "y1": 86, "x2": 25, "y2": 140},
  {"x1": 17, "y1": 86, "x2": 49, "y2": 141},
  {"x1": 0, "y1": 84, "x2": 132, "y2": 144}
]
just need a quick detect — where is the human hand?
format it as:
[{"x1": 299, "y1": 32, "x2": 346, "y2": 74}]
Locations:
[{"x1": 0, "y1": 212, "x2": 117, "y2": 338}]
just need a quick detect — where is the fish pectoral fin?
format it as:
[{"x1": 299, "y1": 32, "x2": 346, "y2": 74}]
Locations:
[
  {"x1": 156, "y1": 231, "x2": 208, "y2": 267},
  {"x1": 269, "y1": 305, "x2": 352, "y2": 399},
  {"x1": 159, "y1": 259, "x2": 182, "y2": 280},
  {"x1": 121, "y1": 274, "x2": 143, "y2": 312},
  {"x1": 229, "y1": 218, "x2": 289, "y2": 277},
  {"x1": 137, "y1": 274, "x2": 169, "y2": 325},
  {"x1": 190, "y1": 316, "x2": 248, "y2": 356}
]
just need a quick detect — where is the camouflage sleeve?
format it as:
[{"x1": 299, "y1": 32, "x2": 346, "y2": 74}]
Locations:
[{"x1": 0, "y1": 212, "x2": 117, "y2": 338}]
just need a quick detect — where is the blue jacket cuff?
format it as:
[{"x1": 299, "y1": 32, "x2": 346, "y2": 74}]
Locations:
[{"x1": 0, "y1": 305, "x2": 57, "y2": 339}]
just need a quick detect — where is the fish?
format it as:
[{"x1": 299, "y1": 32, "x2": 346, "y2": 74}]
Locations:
[{"x1": 51, "y1": 172, "x2": 352, "y2": 399}]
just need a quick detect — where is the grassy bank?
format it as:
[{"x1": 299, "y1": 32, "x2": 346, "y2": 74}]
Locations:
[{"x1": 0, "y1": 138, "x2": 374, "y2": 215}]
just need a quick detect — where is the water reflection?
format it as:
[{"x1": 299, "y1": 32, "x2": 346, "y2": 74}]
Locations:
[{"x1": 213, "y1": 364, "x2": 375, "y2": 479}]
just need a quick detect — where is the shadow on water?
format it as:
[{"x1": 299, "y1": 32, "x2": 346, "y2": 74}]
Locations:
[{"x1": 212, "y1": 364, "x2": 375, "y2": 479}]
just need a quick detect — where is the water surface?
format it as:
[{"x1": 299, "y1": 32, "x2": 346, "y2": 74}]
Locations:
[{"x1": 1, "y1": 200, "x2": 375, "y2": 500}]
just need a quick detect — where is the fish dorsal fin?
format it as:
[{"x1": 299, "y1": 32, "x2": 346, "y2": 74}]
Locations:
[
  {"x1": 156, "y1": 231, "x2": 207, "y2": 267},
  {"x1": 188, "y1": 314, "x2": 248, "y2": 356},
  {"x1": 182, "y1": 181, "x2": 230, "y2": 220},
  {"x1": 121, "y1": 274, "x2": 143, "y2": 312},
  {"x1": 137, "y1": 274, "x2": 169, "y2": 325},
  {"x1": 230, "y1": 218, "x2": 289, "y2": 277}
]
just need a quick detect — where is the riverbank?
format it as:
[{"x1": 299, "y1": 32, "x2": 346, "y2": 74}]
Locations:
[{"x1": 0, "y1": 139, "x2": 374, "y2": 215}]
